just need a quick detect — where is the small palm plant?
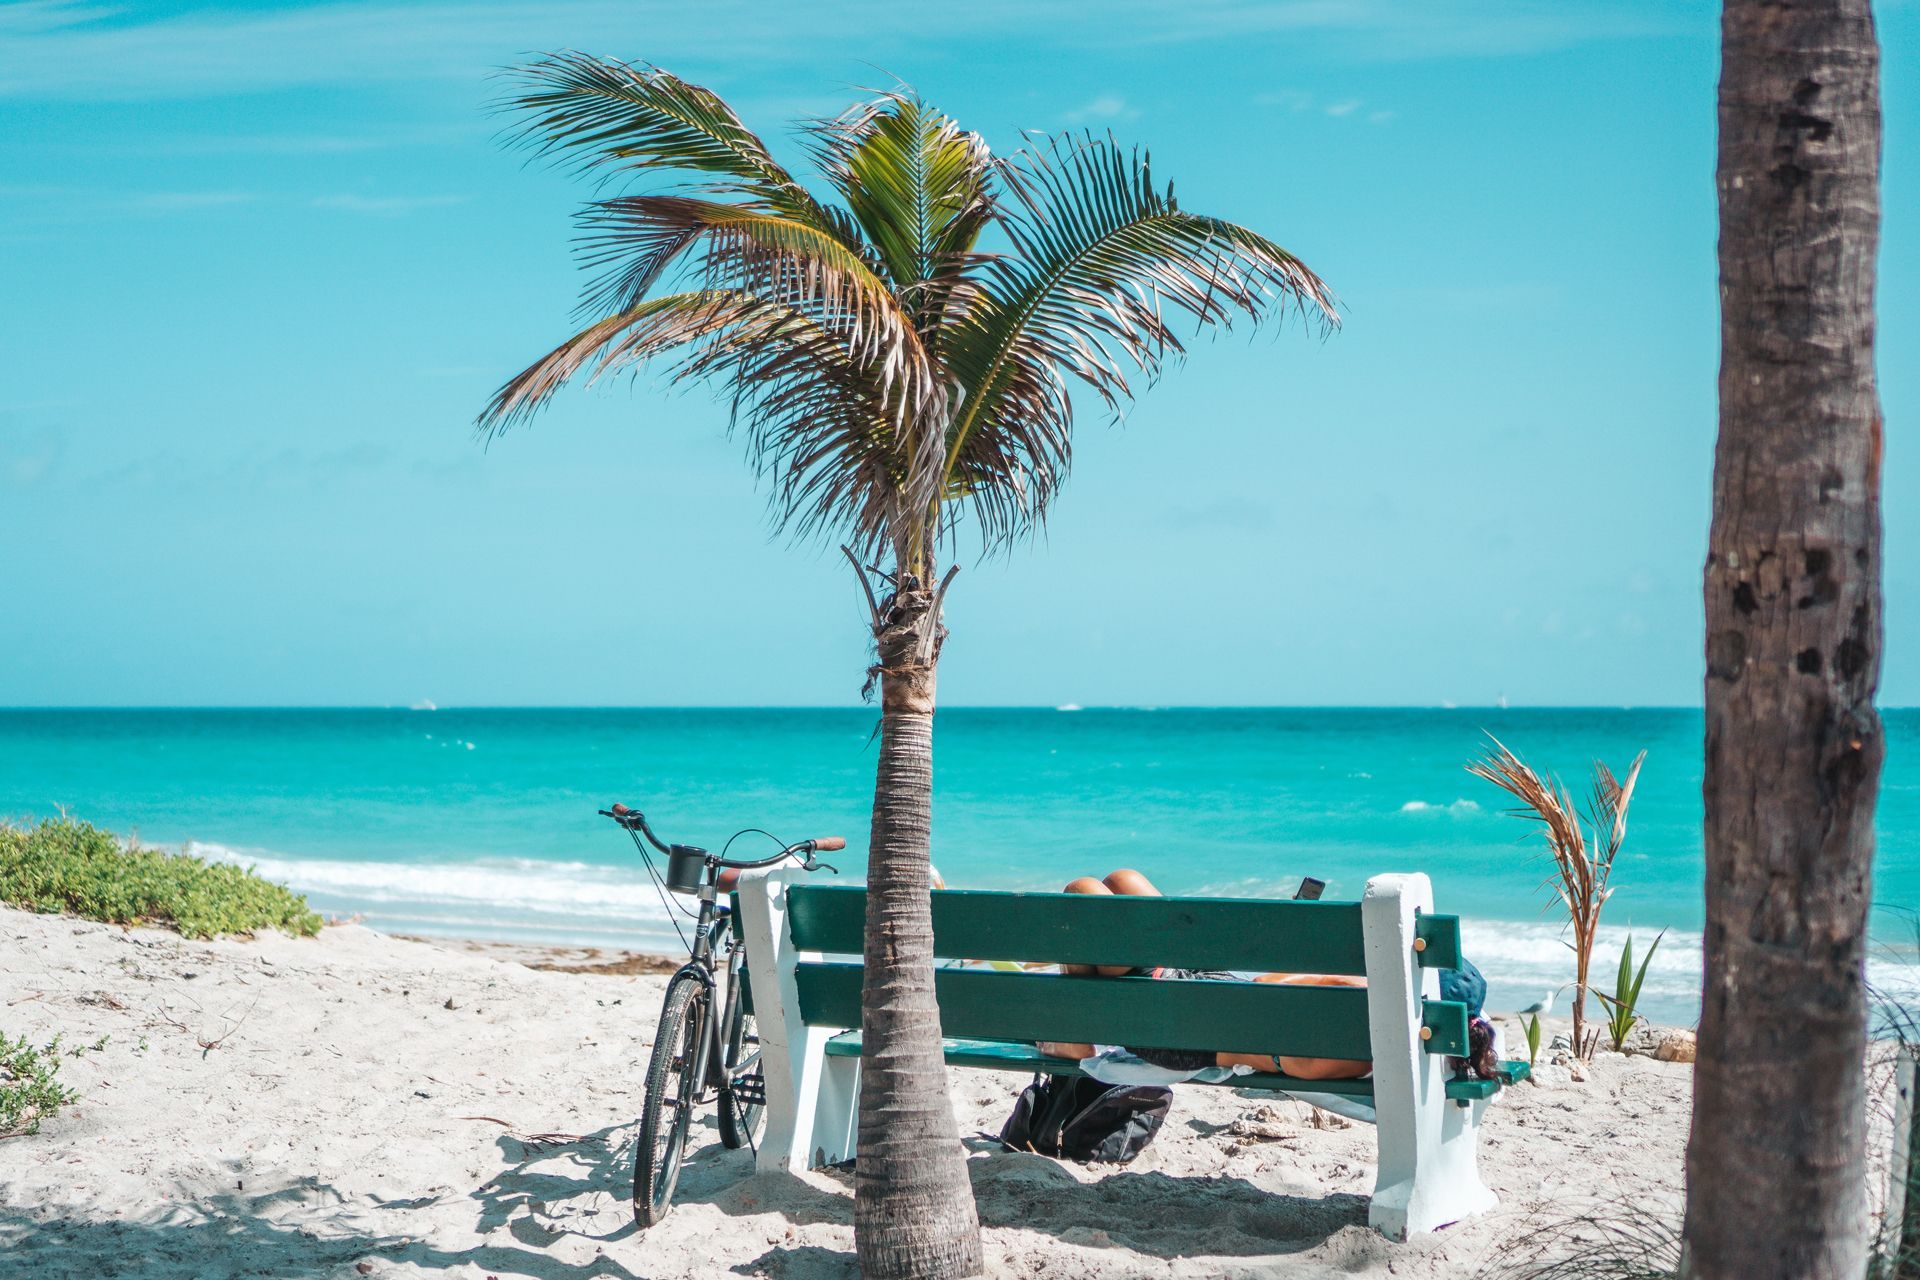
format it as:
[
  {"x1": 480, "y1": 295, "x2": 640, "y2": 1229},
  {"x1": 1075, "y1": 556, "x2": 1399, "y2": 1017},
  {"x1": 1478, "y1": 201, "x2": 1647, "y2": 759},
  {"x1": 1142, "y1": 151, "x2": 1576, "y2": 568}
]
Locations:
[
  {"x1": 1469, "y1": 738, "x2": 1646, "y2": 1057},
  {"x1": 479, "y1": 55, "x2": 1334, "y2": 1278},
  {"x1": 1596, "y1": 929, "x2": 1665, "y2": 1054}
]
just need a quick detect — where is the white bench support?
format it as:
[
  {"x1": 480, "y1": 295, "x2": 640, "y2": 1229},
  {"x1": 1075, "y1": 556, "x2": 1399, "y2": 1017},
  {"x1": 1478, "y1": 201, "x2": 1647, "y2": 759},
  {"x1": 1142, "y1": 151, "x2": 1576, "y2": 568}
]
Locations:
[
  {"x1": 1361, "y1": 872, "x2": 1499, "y2": 1239},
  {"x1": 734, "y1": 868, "x2": 860, "y2": 1173}
]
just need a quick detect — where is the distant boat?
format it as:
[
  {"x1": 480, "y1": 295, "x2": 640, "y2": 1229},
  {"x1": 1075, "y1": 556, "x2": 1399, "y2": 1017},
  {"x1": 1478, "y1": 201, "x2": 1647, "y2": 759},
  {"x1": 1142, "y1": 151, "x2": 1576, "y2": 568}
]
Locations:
[
  {"x1": 1055, "y1": 703, "x2": 1083, "y2": 712},
  {"x1": 410, "y1": 699, "x2": 437, "y2": 711}
]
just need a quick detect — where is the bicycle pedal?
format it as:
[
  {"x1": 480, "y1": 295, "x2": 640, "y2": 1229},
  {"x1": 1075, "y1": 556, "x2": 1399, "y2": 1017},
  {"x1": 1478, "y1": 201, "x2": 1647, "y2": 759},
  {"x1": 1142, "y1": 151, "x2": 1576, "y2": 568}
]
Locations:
[{"x1": 729, "y1": 1074, "x2": 766, "y2": 1105}]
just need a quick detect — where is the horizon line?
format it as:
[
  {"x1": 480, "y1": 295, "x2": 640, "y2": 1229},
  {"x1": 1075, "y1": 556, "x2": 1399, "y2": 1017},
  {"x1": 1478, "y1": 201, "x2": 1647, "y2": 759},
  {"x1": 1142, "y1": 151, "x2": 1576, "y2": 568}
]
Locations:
[{"x1": 0, "y1": 702, "x2": 1801, "y2": 713}]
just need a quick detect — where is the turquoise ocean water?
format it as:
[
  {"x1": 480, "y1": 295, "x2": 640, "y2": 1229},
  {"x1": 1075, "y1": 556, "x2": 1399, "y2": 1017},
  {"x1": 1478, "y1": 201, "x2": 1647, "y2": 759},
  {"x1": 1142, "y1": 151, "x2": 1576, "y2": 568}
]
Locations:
[{"x1": 5, "y1": 707, "x2": 1919, "y2": 1024}]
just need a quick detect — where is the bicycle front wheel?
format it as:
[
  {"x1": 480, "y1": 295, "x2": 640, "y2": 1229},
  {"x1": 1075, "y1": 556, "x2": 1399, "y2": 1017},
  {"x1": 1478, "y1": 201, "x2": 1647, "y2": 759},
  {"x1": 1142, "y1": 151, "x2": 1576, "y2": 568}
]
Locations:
[{"x1": 635, "y1": 974, "x2": 708, "y2": 1228}]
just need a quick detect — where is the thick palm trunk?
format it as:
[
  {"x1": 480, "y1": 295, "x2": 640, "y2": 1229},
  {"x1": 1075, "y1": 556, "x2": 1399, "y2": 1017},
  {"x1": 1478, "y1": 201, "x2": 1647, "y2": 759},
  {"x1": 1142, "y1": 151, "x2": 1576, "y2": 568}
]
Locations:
[
  {"x1": 1683, "y1": 2, "x2": 1882, "y2": 1277},
  {"x1": 853, "y1": 578, "x2": 983, "y2": 1280}
]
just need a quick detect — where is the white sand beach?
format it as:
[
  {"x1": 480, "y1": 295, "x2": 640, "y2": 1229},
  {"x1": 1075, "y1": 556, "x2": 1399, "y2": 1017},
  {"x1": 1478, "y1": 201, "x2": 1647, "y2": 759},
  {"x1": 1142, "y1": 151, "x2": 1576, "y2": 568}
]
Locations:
[{"x1": 2, "y1": 905, "x2": 1706, "y2": 1279}]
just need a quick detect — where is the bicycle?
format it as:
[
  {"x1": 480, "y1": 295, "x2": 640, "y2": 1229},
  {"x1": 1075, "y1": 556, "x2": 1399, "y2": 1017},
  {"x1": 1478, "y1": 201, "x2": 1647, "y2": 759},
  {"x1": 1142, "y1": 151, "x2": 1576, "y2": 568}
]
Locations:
[{"x1": 599, "y1": 801, "x2": 843, "y2": 1228}]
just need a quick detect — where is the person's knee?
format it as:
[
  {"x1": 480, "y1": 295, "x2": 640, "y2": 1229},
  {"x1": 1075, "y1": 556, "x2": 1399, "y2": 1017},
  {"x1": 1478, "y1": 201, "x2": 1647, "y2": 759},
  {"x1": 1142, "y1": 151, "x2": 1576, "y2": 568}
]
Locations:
[
  {"x1": 1103, "y1": 868, "x2": 1159, "y2": 896},
  {"x1": 1063, "y1": 876, "x2": 1111, "y2": 895}
]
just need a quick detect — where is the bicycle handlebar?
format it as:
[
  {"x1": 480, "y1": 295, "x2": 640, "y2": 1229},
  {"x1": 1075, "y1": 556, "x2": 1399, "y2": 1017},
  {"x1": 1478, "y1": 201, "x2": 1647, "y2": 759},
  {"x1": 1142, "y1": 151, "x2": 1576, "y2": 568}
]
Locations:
[
  {"x1": 713, "y1": 842, "x2": 819, "y2": 871},
  {"x1": 600, "y1": 803, "x2": 672, "y2": 854},
  {"x1": 602, "y1": 803, "x2": 841, "y2": 872}
]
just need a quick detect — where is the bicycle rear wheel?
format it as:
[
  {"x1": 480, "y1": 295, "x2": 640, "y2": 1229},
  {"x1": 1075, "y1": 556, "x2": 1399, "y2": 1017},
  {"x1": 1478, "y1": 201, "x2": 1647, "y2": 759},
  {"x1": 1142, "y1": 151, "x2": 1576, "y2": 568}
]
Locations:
[{"x1": 635, "y1": 975, "x2": 708, "y2": 1227}]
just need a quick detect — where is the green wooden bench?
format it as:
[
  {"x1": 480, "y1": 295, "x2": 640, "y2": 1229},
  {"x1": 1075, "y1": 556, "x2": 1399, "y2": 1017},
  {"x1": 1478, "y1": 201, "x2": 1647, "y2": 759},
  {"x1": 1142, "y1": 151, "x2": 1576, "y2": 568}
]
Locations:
[{"x1": 734, "y1": 870, "x2": 1524, "y2": 1239}]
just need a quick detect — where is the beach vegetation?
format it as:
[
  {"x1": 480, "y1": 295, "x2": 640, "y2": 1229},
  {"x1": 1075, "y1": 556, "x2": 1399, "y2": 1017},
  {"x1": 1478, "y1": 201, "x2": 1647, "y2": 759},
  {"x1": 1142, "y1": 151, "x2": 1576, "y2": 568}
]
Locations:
[
  {"x1": 0, "y1": 815, "x2": 322, "y2": 940},
  {"x1": 1595, "y1": 930, "x2": 1664, "y2": 1055},
  {"x1": 0, "y1": 1032, "x2": 83, "y2": 1138},
  {"x1": 1521, "y1": 1013, "x2": 1543, "y2": 1068},
  {"x1": 478, "y1": 55, "x2": 1334, "y2": 1276},
  {"x1": 1468, "y1": 740, "x2": 1644, "y2": 1058},
  {"x1": 1479, "y1": 1209, "x2": 1683, "y2": 1280}
]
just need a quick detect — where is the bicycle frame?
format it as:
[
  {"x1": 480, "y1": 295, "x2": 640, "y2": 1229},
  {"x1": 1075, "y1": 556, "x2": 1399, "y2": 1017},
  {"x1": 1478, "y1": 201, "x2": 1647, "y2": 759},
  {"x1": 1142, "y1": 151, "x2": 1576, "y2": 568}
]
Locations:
[{"x1": 666, "y1": 887, "x2": 754, "y2": 1104}]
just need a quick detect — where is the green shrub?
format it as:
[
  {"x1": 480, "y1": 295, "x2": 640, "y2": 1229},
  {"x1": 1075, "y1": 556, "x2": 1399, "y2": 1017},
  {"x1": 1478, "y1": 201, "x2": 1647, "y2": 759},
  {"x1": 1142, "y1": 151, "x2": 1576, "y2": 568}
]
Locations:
[
  {"x1": 0, "y1": 1032, "x2": 81, "y2": 1137},
  {"x1": 0, "y1": 816, "x2": 321, "y2": 940}
]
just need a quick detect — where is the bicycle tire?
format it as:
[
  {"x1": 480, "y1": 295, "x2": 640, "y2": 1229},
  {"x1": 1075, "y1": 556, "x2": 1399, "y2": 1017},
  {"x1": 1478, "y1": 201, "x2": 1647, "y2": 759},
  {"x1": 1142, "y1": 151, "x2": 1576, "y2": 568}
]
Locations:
[
  {"x1": 635, "y1": 975, "x2": 707, "y2": 1227},
  {"x1": 716, "y1": 964, "x2": 764, "y2": 1150}
]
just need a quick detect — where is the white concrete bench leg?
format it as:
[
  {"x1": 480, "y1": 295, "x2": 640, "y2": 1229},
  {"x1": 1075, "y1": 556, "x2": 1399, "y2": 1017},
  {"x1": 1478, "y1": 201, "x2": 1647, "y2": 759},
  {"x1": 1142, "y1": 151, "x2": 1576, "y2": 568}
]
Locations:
[
  {"x1": 1361, "y1": 872, "x2": 1499, "y2": 1239},
  {"x1": 735, "y1": 868, "x2": 859, "y2": 1173}
]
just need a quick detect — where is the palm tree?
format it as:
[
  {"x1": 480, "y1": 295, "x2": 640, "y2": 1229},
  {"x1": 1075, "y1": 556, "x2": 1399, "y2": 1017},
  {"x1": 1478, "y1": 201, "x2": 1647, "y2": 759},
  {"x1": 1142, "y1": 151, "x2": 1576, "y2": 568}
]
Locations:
[
  {"x1": 1683, "y1": 2, "x2": 1883, "y2": 1277},
  {"x1": 478, "y1": 56, "x2": 1333, "y2": 1278}
]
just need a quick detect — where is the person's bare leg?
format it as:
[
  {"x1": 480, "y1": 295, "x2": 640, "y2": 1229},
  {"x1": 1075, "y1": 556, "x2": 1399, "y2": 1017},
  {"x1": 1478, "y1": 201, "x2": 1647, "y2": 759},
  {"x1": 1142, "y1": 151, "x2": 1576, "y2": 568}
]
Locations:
[
  {"x1": 1090, "y1": 869, "x2": 1158, "y2": 976},
  {"x1": 1057, "y1": 876, "x2": 1115, "y2": 977},
  {"x1": 1041, "y1": 876, "x2": 1116, "y2": 1058},
  {"x1": 1041, "y1": 869, "x2": 1174, "y2": 1059},
  {"x1": 1214, "y1": 974, "x2": 1371, "y2": 1078}
]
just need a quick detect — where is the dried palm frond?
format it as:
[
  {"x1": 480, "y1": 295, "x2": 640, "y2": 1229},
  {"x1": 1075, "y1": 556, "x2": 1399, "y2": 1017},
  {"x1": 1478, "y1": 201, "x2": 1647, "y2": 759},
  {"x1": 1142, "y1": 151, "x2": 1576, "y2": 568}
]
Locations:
[{"x1": 1469, "y1": 737, "x2": 1646, "y2": 1055}]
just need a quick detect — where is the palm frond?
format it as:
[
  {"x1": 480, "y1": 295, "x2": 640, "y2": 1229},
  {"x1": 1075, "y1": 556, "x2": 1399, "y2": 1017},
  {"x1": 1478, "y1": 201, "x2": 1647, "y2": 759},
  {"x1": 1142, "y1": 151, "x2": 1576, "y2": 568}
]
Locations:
[
  {"x1": 936, "y1": 134, "x2": 1336, "y2": 543},
  {"x1": 497, "y1": 53, "x2": 817, "y2": 218},
  {"x1": 477, "y1": 288, "x2": 912, "y2": 560},
  {"x1": 810, "y1": 95, "x2": 995, "y2": 308},
  {"x1": 681, "y1": 305, "x2": 907, "y2": 555},
  {"x1": 572, "y1": 195, "x2": 907, "y2": 354},
  {"x1": 478, "y1": 290, "x2": 763, "y2": 433},
  {"x1": 940, "y1": 338, "x2": 1074, "y2": 550}
]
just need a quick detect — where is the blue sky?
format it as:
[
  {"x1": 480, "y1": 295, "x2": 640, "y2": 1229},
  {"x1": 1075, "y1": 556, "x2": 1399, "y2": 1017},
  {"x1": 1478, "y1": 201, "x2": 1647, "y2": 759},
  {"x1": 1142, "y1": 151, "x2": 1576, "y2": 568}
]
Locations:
[{"x1": 1, "y1": 0, "x2": 1914, "y2": 707}]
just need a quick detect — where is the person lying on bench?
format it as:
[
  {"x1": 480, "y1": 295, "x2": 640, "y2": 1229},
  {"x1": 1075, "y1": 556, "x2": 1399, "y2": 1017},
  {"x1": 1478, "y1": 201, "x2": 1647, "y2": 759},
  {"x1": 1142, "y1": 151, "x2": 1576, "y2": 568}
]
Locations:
[{"x1": 1036, "y1": 868, "x2": 1499, "y2": 1082}]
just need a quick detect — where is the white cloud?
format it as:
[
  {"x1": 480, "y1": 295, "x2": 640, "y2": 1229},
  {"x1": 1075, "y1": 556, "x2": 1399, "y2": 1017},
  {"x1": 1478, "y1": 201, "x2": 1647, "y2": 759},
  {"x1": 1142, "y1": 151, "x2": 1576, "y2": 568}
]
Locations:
[
  {"x1": 1066, "y1": 93, "x2": 1140, "y2": 124},
  {"x1": 310, "y1": 193, "x2": 470, "y2": 216},
  {"x1": 1255, "y1": 92, "x2": 1394, "y2": 124}
]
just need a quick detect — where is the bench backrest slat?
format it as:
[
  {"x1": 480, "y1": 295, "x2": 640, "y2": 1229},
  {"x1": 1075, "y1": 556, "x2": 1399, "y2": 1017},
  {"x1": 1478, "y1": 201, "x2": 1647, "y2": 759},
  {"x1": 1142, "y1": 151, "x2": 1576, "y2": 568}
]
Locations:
[
  {"x1": 787, "y1": 885, "x2": 1369, "y2": 975},
  {"x1": 793, "y1": 961, "x2": 1376, "y2": 1060}
]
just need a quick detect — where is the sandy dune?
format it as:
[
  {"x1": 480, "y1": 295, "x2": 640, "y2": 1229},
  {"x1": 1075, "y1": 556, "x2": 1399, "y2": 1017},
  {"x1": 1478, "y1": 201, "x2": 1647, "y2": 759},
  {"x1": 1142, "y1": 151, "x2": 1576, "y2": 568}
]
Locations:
[{"x1": 0, "y1": 906, "x2": 1701, "y2": 1279}]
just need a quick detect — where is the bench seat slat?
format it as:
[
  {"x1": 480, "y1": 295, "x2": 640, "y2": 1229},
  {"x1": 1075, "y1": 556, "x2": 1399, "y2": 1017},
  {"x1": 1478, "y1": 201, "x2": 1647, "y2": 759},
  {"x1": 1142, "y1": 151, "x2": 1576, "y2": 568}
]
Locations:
[
  {"x1": 794, "y1": 961, "x2": 1375, "y2": 1061},
  {"x1": 819, "y1": 1033, "x2": 1524, "y2": 1102},
  {"x1": 1421, "y1": 999, "x2": 1470, "y2": 1056},
  {"x1": 786, "y1": 885, "x2": 1369, "y2": 975}
]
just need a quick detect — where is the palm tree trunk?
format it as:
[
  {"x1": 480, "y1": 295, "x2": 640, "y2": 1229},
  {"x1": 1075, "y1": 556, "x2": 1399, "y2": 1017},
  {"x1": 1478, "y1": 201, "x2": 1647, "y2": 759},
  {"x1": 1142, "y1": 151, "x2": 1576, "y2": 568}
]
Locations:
[
  {"x1": 1683, "y1": 2, "x2": 1882, "y2": 1276},
  {"x1": 853, "y1": 574, "x2": 983, "y2": 1280}
]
